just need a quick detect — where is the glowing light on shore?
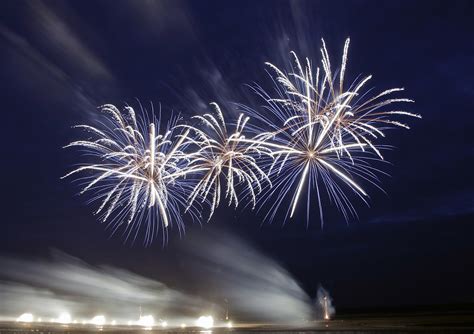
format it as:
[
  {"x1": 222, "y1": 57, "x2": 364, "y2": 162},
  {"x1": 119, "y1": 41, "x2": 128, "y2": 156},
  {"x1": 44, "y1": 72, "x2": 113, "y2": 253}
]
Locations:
[
  {"x1": 180, "y1": 323, "x2": 186, "y2": 328},
  {"x1": 161, "y1": 321, "x2": 168, "y2": 328},
  {"x1": 226, "y1": 321, "x2": 233, "y2": 328},
  {"x1": 196, "y1": 315, "x2": 214, "y2": 329},
  {"x1": 16, "y1": 313, "x2": 33, "y2": 322},
  {"x1": 137, "y1": 315, "x2": 154, "y2": 328},
  {"x1": 324, "y1": 296, "x2": 330, "y2": 320},
  {"x1": 57, "y1": 312, "x2": 71, "y2": 324},
  {"x1": 90, "y1": 315, "x2": 106, "y2": 326}
]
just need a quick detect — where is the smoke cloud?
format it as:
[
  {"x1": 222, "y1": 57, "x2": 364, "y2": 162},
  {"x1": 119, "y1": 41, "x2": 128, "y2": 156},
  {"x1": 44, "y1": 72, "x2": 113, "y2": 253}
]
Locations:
[
  {"x1": 0, "y1": 230, "x2": 320, "y2": 324},
  {"x1": 177, "y1": 229, "x2": 314, "y2": 323},
  {"x1": 0, "y1": 250, "x2": 207, "y2": 323}
]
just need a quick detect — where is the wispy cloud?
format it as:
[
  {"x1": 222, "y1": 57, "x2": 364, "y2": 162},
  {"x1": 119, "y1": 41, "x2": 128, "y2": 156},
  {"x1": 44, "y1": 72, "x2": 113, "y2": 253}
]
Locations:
[
  {"x1": 26, "y1": 1, "x2": 113, "y2": 82},
  {"x1": 0, "y1": 1, "x2": 118, "y2": 119}
]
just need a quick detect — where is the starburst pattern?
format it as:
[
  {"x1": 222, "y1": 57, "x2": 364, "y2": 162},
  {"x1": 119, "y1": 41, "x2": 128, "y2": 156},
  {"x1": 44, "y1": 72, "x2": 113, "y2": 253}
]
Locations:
[
  {"x1": 63, "y1": 104, "x2": 198, "y2": 244},
  {"x1": 182, "y1": 103, "x2": 271, "y2": 219},
  {"x1": 238, "y1": 38, "x2": 420, "y2": 225}
]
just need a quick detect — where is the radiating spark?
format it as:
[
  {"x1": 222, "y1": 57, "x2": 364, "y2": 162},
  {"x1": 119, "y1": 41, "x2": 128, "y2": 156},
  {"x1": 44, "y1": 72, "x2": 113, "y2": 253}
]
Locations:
[
  {"x1": 277, "y1": 38, "x2": 420, "y2": 160},
  {"x1": 181, "y1": 103, "x2": 271, "y2": 220},
  {"x1": 63, "y1": 103, "x2": 199, "y2": 245},
  {"x1": 238, "y1": 38, "x2": 419, "y2": 226}
]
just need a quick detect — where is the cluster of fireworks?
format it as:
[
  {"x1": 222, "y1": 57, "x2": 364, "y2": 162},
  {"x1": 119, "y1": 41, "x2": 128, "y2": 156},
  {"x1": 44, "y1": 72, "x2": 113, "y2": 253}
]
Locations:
[{"x1": 64, "y1": 38, "x2": 420, "y2": 243}]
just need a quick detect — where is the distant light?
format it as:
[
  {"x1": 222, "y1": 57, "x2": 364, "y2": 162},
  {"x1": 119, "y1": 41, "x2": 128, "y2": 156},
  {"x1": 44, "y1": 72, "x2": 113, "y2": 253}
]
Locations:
[
  {"x1": 82, "y1": 320, "x2": 87, "y2": 325},
  {"x1": 37, "y1": 318, "x2": 42, "y2": 322},
  {"x1": 127, "y1": 321, "x2": 132, "y2": 326},
  {"x1": 73, "y1": 320, "x2": 78, "y2": 324},
  {"x1": 227, "y1": 321, "x2": 233, "y2": 328},
  {"x1": 90, "y1": 315, "x2": 106, "y2": 326},
  {"x1": 57, "y1": 312, "x2": 71, "y2": 324},
  {"x1": 16, "y1": 313, "x2": 33, "y2": 323},
  {"x1": 111, "y1": 320, "x2": 117, "y2": 326},
  {"x1": 137, "y1": 315, "x2": 154, "y2": 328},
  {"x1": 323, "y1": 296, "x2": 330, "y2": 320},
  {"x1": 196, "y1": 316, "x2": 214, "y2": 329},
  {"x1": 180, "y1": 323, "x2": 186, "y2": 329},
  {"x1": 161, "y1": 321, "x2": 168, "y2": 328}
]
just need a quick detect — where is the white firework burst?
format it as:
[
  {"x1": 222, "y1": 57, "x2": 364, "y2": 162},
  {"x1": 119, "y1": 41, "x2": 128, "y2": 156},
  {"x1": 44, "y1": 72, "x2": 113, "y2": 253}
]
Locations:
[
  {"x1": 181, "y1": 103, "x2": 271, "y2": 219},
  {"x1": 62, "y1": 104, "x2": 198, "y2": 244},
  {"x1": 266, "y1": 38, "x2": 421, "y2": 160},
  {"x1": 238, "y1": 38, "x2": 420, "y2": 225}
]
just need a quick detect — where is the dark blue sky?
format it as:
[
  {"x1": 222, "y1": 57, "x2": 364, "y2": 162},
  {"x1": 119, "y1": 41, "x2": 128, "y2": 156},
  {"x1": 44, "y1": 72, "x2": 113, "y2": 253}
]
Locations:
[{"x1": 0, "y1": 0, "x2": 473, "y2": 310}]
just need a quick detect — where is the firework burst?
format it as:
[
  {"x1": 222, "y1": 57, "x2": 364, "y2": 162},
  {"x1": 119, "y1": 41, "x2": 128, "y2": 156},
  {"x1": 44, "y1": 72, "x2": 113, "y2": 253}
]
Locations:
[
  {"x1": 239, "y1": 38, "x2": 420, "y2": 225},
  {"x1": 63, "y1": 104, "x2": 198, "y2": 244},
  {"x1": 182, "y1": 103, "x2": 271, "y2": 219},
  {"x1": 266, "y1": 38, "x2": 421, "y2": 160}
]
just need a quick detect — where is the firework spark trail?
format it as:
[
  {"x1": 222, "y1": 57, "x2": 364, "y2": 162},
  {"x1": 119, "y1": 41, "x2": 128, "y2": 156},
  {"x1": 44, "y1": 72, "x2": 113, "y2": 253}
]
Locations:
[
  {"x1": 62, "y1": 104, "x2": 199, "y2": 245},
  {"x1": 180, "y1": 103, "x2": 272, "y2": 220},
  {"x1": 237, "y1": 38, "x2": 420, "y2": 226}
]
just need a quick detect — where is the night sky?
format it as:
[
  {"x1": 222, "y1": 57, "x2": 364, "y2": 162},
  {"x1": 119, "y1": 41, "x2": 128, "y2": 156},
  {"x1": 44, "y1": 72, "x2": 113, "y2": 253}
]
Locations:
[{"x1": 1, "y1": 0, "x2": 473, "y2": 312}]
